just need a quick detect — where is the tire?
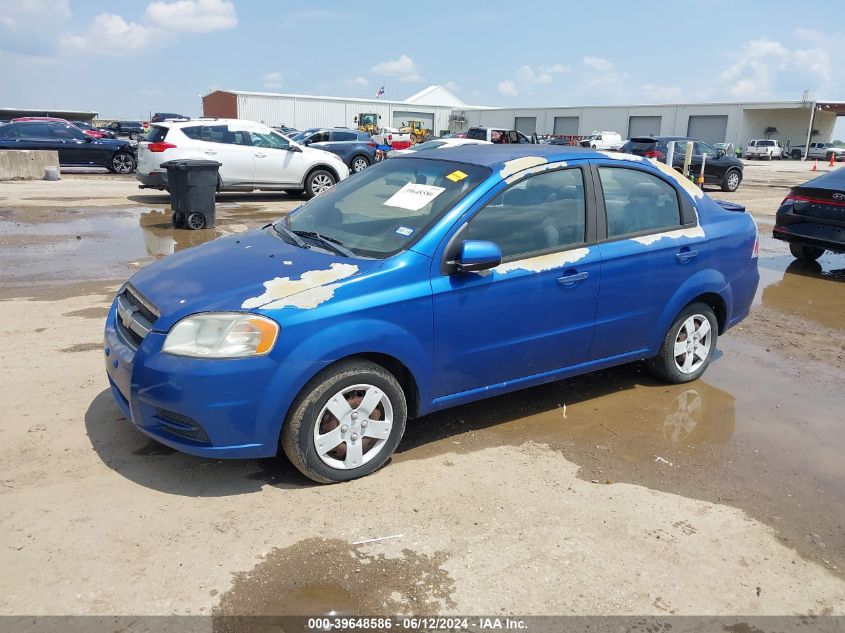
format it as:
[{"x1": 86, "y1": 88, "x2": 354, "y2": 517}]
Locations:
[
  {"x1": 282, "y1": 359, "x2": 407, "y2": 483},
  {"x1": 645, "y1": 302, "x2": 718, "y2": 384},
  {"x1": 350, "y1": 155, "x2": 370, "y2": 173},
  {"x1": 789, "y1": 243, "x2": 824, "y2": 262},
  {"x1": 185, "y1": 212, "x2": 206, "y2": 230},
  {"x1": 792, "y1": 150, "x2": 802, "y2": 160},
  {"x1": 304, "y1": 169, "x2": 336, "y2": 199},
  {"x1": 721, "y1": 169, "x2": 742, "y2": 192},
  {"x1": 110, "y1": 152, "x2": 136, "y2": 174}
]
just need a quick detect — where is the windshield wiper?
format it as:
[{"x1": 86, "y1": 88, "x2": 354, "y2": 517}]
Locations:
[
  {"x1": 271, "y1": 222, "x2": 310, "y2": 249},
  {"x1": 292, "y1": 230, "x2": 355, "y2": 258}
]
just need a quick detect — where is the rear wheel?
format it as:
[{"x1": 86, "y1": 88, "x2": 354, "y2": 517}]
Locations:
[
  {"x1": 792, "y1": 150, "x2": 803, "y2": 160},
  {"x1": 646, "y1": 302, "x2": 718, "y2": 384},
  {"x1": 721, "y1": 169, "x2": 741, "y2": 192},
  {"x1": 789, "y1": 243, "x2": 824, "y2": 262},
  {"x1": 282, "y1": 359, "x2": 407, "y2": 483},
  {"x1": 304, "y1": 169, "x2": 336, "y2": 198}
]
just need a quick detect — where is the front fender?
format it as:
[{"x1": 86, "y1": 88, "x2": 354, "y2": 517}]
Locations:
[{"x1": 648, "y1": 267, "x2": 731, "y2": 353}]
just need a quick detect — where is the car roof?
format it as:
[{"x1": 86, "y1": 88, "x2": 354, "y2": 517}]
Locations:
[{"x1": 398, "y1": 144, "x2": 638, "y2": 170}]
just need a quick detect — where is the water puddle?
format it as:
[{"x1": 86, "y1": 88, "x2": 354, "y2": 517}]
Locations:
[{"x1": 212, "y1": 538, "x2": 453, "y2": 626}]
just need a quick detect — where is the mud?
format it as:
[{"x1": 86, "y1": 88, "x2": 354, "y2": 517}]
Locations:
[{"x1": 213, "y1": 538, "x2": 454, "y2": 627}]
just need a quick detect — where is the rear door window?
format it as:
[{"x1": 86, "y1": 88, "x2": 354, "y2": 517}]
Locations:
[
  {"x1": 468, "y1": 167, "x2": 586, "y2": 259},
  {"x1": 17, "y1": 123, "x2": 51, "y2": 139},
  {"x1": 599, "y1": 167, "x2": 682, "y2": 239},
  {"x1": 331, "y1": 131, "x2": 357, "y2": 142}
]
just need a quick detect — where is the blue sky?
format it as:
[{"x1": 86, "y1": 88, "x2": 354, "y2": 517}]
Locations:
[{"x1": 2, "y1": 0, "x2": 845, "y2": 135}]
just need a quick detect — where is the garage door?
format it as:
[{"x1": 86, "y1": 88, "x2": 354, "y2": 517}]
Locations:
[
  {"x1": 687, "y1": 115, "x2": 728, "y2": 144},
  {"x1": 392, "y1": 111, "x2": 434, "y2": 134},
  {"x1": 628, "y1": 116, "x2": 661, "y2": 138},
  {"x1": 553, "y1": 116, "x2": 579, "y2": 135},
  {"x1": 514, "y1": 116, "x2": 537, "y2": 135}
]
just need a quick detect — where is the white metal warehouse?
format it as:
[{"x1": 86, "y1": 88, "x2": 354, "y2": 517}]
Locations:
[
  {"x1": 202, "y1": 85, "x2": 467, "y2": 136},
  {"x1": 457, "y1": 100, "x2": 845, "y2": 151}
]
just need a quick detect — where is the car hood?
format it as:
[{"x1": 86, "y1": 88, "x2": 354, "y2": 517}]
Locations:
[{"x1": 126, "y1": 227, "x2": 381, "y2": 331}]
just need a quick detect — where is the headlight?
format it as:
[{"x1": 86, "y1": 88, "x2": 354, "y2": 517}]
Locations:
[{"x1": 162, "y1": 313, "x2": 278, "y2": 358}]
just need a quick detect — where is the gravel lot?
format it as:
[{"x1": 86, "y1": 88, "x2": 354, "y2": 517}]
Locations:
[{"x1": 0, "y1": 163, "x2": 843, "y2": 617}]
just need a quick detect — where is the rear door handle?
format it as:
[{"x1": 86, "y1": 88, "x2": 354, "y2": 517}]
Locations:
[
  {"x1": 557, "y1": 271, "x2": 589, "y2": 287},
  {"x1": 202, "y1": 150, "x2": 217, "y2": 155},
  {"x1": 675, "y1": 248, "x2": 699, "y2": 263},
  {"x1": 254, "y1": 153, "x2": 267, "y2": 158}
]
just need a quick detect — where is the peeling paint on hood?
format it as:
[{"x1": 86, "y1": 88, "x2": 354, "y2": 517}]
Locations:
[
  {"x1": 494, "y1": 248, "x2": 590, "y2": 274},
  {"x1": 241, "y1": 262, "x2": 359, "y2": 310},
  {"x1": 499, "y1": 156, "x2": 547, "y2": 179}
]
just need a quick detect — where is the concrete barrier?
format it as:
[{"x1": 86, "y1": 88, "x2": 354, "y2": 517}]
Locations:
[{"x1": 0, "y1": 150, "x2": 60, "y2": 181}]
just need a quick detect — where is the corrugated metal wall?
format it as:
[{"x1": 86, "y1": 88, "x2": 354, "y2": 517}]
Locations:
[{"x1": 232, "y1": 93, "x2": 452, "y2": 134}]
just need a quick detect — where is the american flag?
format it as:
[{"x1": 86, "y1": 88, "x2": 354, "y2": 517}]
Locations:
[{"x1": 376, "y1": 85, "x2": 384, "y2": 98}]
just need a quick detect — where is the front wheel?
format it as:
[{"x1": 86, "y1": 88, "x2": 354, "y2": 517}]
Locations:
[
  {"x1": 304, "y1": 169, "x2": 336, "y2": 198},
  {"x1": 351, "y1": 155, "x2": 370, "y2": 173},
  {"x1": 282, "y1": 359, "x2": 407, "y2": 483},
  {"x1": 110, "y1": 152, "x2": 136, "y2": 174},
  {"x1": 789, "y1": 243, "x2": 824, "y2": 262},
  {"x1": 721, "y1": 169, "x2": 741, "y2": 192},
  {"x1": 645, "y1": 302, "x2": 718, "y2": 384}
]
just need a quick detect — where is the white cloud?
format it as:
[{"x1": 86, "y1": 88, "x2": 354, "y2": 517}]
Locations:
[
  {"x1": 352, "y1": 76, "x2": 368, "y2": 86},
  {"x1": 497, "y1": 80, "x2": 518, "y2": 97},
  {"x1": 514, "y1": 63, "x2": 569, "y2": 86},
  {"x1": 370, "y1": 54, "x2": 421, "y2": 83},
  {"x1": 262, "y1": 72, "x2": 282, "y2": 89},
  {"x1": 1, "y1": 0, "x2": 70, "y2": 30},
  {"x1": 583, "y1": 56, "x2": 614, "y2": 72},
  {"x1": 145, "y1": 0, "x2": 237, "y2": 33},
  {"x1": 61, "y1": 13, "x2": 150, "y2": 55},
  {"x1": 444, "y1": 80, "x2": 461, "y2": 92}
]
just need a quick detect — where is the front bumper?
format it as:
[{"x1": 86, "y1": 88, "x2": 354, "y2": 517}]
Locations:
[
  {"x1": 136, "y1": 170, "x2": 168, "y2": 189},
  {"x1": 103, "y1": 300, "x2": 285, "y2": 458}
]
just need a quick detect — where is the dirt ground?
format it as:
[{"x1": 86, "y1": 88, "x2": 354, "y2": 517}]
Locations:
[{"x1": 0, "y1": 164, "x2": 843, "y2": 618}]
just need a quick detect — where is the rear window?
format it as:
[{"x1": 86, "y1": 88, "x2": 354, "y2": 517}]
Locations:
[
  {"x1": 624, "y1": 139, "x2": 657, "y2": 152},
  {"x1": 466, "y1": 128, "x2": 487, "y2": 141},
  {"x1": 760, "y1": 140, "x2": 775, "y2": 146},
  {"x1": 146, "y1": 126, "x2": 168, "y2": 142}
]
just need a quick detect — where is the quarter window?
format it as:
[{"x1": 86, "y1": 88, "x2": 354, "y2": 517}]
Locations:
[
  {"x1": 467, "y1": 168, "x2": 586, "y2": 259},
  {"x1": 599, "y1": 167, "x2": 682, "y2": 239}
]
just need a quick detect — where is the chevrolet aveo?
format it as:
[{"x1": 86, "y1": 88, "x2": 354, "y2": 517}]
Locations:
[{"x1": 105, "y1": 145, "x2": 759, "y2": 483}]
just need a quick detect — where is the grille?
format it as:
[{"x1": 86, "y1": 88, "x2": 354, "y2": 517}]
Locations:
[
  {"x1": 155, "y1": 409, "x2": 211, "y2": 444},
  {"x1": 115, "y1": 286, "x2": 159, "y2": 348}
]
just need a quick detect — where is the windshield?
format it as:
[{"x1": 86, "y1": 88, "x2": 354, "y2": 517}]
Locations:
[
  {"x1": 410, "y1": 140, "x2": 447, "y2": 151},
  {"x1": 283, "y1": 157, "x2": 490, "y2": 258}
]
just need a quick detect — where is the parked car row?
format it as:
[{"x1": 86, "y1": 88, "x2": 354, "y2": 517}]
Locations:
[{"x1": 0, "y1": 119, "x2": 137, "y2": 173}]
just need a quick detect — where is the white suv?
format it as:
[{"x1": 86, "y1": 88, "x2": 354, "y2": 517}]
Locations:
[{"x1": 137, "y1": 118, "x2": 349, "y2": 197}]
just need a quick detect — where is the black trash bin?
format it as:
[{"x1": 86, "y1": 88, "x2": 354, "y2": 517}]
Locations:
[{"x1": 161, "y1": 159, "x2": 221, "y2": 229}]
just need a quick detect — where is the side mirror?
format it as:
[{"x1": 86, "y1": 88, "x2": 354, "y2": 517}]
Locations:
[
  {"x1": 454, "y1": 240, "x2": 502, "y2": 273},
  {"x1": 287, "y1": 143, "x2": 302, "y2": 152}
]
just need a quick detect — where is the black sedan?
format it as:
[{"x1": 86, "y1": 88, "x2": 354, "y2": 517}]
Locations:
[
  {"x1": 622, "y1": 136, "x2": 744, "y2": 192},
  {"x1": 0, "y1": 120, "x2": 137, "y2": 173},
  {"x1": 774, "y1": 167, "x2": 845, "y2": 261}
]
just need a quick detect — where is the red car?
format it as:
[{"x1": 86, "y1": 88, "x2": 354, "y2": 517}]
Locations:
[{"x1": 12, "y1": 117, "x2": 106, "y2": 139}]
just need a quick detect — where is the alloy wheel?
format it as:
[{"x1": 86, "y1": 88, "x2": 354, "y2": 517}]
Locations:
[
  {"x1": 313, "y1": 384, "x2": 394, "y2": 470},
  {"x1": 112, "y1": 154, "x2": 134, "y2": 173},
  {"x1": 352, "y1": 157, "x2": 368, "y2": 173},
  {"x1": 311, "y1": 173, "x2": 334, "y2": 194},
  {"x1": 673, "y1": 315, "x2": 712, "y2": 374}
]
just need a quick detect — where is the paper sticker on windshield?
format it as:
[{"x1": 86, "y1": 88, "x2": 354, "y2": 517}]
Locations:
[
  {"x1": 395, "y1": 226, "x2": 414, "y2": 236},
  {"x1": 446, "y1": 170, "x2": 468, "y2": 182},
  {"x1": 384, "y1": 183, "x2": 445, "y2": 212}
]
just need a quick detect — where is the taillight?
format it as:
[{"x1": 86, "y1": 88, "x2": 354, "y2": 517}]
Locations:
[
  {"x1": 782, "y1": 191, "x2": 845, "y2": 207},
  {"x1": 388, "y1": 134, "x2": 393, "y2": 141},
  {"x1": 147, "y1": 142, "x2": 176, "y2": 153},
  {"x1": 367, "y1": 142, "x2": 377, "y2": 148},
  {"x1": 752, "y1": 238, "x2": 759, "y2": 258},
  {"x1": 644, "y1": 150, "x2": 665, "y2": 160}
]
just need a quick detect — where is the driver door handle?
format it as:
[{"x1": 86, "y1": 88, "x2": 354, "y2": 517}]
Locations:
[
  {"x1": 675, "y1": 248, "x2": 699, "y2": 263},
  {"x1": 202, "y1": 150, "x2": 217, "y2": 155},
  {"x1": 254, "y1": 153, "x2": 267, "y2": 158},
  {"x1": 557, "y1": 271, "x2": 589, "y2": 287}
]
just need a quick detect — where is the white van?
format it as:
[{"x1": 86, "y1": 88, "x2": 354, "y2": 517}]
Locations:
[{"x1": 579, "y1": 131, "x2": 623, "y2": 150}]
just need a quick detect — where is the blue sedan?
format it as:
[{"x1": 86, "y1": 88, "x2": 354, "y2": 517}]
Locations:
[{"x1": 104, "y1": 145, "x2": 759, "y2": 482}]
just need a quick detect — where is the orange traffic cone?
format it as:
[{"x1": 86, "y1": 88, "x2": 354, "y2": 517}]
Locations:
[
  {"x1": 812, "y1": 159, "x2": 818, "y2": 171},
  {"x1": 830, "y1": 154, "x2": 836, "y2": 167}
]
